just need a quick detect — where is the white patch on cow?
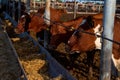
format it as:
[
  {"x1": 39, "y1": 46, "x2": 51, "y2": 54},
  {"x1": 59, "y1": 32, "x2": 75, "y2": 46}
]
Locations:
[
  {"x1": 68, "y1": 41, "x2": 70, "y2": 44},
  {"x1": 21, "y1": 15, "x2": 25, "y2": 18},
  {"x1": 27, "y1": 12, "x2": 30, "y2": 15},
  {"x1": 112, "y1": 54, "x2": 120, "y2": 72},
  {"x1": 75, "y1": 51, "x2": 80, "y2": 53},
  {"x1": 79, "y1": 19, "x2": 86, "y2": 26},
  {"x1": 93, "y1": 24, "x2": 101, "y2": 49}
]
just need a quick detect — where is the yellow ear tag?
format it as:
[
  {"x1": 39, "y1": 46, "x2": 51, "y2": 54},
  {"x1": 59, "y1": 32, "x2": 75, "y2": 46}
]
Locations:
[{"x1": 46, "y1": 27, "x2": 49, "y2": 31}]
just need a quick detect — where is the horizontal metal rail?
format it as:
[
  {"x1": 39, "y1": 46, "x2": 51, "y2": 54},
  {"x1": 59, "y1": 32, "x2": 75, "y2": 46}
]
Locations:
[{"x1": 3, "y1": 12, "x2": 18, "y2": 27}]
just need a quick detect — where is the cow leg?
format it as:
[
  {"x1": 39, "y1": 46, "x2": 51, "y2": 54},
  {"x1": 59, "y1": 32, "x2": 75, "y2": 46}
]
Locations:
[
  {"x1": 112, "y1": 54, "x2": 120, "y2": 79},
  {"x1": 36, "y1": 30, "x2": 44, "y2": 46},
  {"x1": 86, "y1": 50, "x2": 95, "y2": 79}
]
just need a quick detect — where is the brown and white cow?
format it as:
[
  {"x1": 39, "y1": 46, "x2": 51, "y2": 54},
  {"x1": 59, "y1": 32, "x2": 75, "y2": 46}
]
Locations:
[
  {"x1": 66, "y1": 14, "x2": 120, "y2": 78},
  {"x1": 48, "y1": 16, "x2": 88, "y2": 49},
  {"x1": 48, "y1": 13, "x2": 103, "y2": 49},
  {"x1": 14, "y1": 7, "x2": 67, "y2": 41},
  {"x1": 48, "y1": 13, "x2": 104, "y2": 79}
]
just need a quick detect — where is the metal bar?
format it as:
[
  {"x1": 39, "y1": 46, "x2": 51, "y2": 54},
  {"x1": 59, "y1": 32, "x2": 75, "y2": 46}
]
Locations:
[
  {"x1": 6, "y1": 0, "x2": 8, "y2": 13},
  {"x1": 1, "y1": 29, "x2": 28, "y2": 80},
  {"x1": 33, "y1": 0, "x2": 36, "y2": 12},
  {"x1": 74, "y1": 0, "x2": 76, "y2": 19},
  {"x1": 100, "y1": 0, "x2": 116, "y2": 80},
  {"x1": 5, "y1": 32, "x2": 28, "y2": 80},
  {"x1": 26, "y1": 0, "x2": 30, "y2": 13},
  {"x1": 43, "y1": 16, "x2": 120, "y2": 46},
  {"x1": 12, "y1": 0, "x2": 15, "y2": 20},
  {"x1": 18, "y1": 0, "x2": 21, "y2": 21},
  {"x1": 44, "y1": 0, "x2": 50, "y2": 48},
  {"x1": 3, "y1": 11, "x2": 18, "y2": 27}
]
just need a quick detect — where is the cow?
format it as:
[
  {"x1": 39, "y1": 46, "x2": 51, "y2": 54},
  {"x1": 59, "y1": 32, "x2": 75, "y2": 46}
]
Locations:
[
  {"x1": 66, "y1": 14, "x2": 120, "y2": 78},
  {"x1": 14, "y1": 7, "x2": 67, "y2": 41},
  {"x1": 48, "y1": 14, "x2": 102, "y2": 76},
  {"x1": 48, "y1": 16, "x2": 86, "y2": 50},
  {"x1": 48, "y1": 13, "x2": 103, "y2": 50}
]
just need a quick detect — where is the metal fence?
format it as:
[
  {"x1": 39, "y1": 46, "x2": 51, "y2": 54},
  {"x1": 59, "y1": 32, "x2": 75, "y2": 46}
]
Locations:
[{"x1": 29, "y1": 2, "x2": 120, "y2": 14}]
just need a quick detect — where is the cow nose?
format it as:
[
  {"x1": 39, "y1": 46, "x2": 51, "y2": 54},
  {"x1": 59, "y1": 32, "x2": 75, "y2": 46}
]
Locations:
[
  {"x1": 69, "y1": 51, "x2": 80, "y2": 54},
  {"x1": 69, "y1": 51, "x2": 76, "y2": 54},
  {"x1": 65, "y1": 44, "x2": 71, "y2": 53},
  {"x1": 65, "y1": 44, "x2": 80, "y2": 54}
]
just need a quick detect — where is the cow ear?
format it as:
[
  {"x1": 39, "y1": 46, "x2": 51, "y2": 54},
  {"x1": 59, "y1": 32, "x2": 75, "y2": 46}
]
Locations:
[
  {"x1": 87, "y1": 15, "x2": 94, "y2": 27},
  {"x1": 86, "y1": 15, "x2": 93, "y2": 22},
  {"x1": 91, "y1": 21, "x2": 94, "y2": 27}
]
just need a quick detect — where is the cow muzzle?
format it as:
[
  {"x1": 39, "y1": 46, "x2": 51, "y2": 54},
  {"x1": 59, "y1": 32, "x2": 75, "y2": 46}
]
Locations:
[
  {"x1": 65, "y1": 44, "x2": 71, "y2": 53},
  {"x1": 65, "y1": 44, "x2": 80, "y2": 54},
  {"x1": 69, "y1": 51, "x2": 80, "y2": 54}
]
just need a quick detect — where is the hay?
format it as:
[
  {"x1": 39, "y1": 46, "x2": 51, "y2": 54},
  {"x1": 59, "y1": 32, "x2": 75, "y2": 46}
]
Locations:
[{"x1": 13, "y1": 38, "x2": 66, "y2": 80}]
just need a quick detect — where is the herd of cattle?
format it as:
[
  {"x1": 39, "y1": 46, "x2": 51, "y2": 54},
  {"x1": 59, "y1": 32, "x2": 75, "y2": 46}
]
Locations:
[{"x1": 14, "y1": 7, "x2": 120, "y2": 79}]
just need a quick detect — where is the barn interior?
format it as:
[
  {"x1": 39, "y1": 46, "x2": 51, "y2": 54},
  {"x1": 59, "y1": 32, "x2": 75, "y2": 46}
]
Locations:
[{"x1": 0, "y1": 0, "x2": 120, "y2": 80}]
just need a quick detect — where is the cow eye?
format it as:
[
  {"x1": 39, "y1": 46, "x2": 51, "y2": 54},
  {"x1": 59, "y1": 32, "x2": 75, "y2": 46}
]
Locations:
[{"x1": 73, "y1": 30, "x2": 80, "y2": 37}]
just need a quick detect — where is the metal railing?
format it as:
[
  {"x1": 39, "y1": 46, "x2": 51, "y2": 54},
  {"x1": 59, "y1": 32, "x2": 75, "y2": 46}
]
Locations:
[{"x1": 30, "y1": 2, "x2": 120, "y2": 14}]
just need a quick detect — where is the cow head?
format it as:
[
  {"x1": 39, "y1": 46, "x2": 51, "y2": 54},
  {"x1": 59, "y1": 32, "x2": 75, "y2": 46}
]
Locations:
[
  {"x1": 47, "y1": 16, "x2": 86, "y2": 50},
  {"x1": 14, "y1": 13, "x2": 31, "y2": 34},
  {"x1": 14, "y1": 15, "x2": 26, "y2": 34},
  {"x1": 66, "y1": 16, "x2": 103, "y2": 54},
  {"x1": 48, "y1": 23, "x2": 74, "y2": 50},
  {"x1": 50, "y1": 8, "x2": 67, "y2": 22},
  {"x1": 66, "y1": 15, "x2": 120, "y2": 78}
]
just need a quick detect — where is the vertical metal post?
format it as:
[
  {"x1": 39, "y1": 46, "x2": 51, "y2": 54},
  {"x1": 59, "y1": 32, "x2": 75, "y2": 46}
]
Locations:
[
  {"x1": 0, "y1": 0, "x2": 1, "y2": 6},
  {"x1": 51, "y1": 1, "x2": 54, "y2": 8},
  {"x1": 6, "y1": 0, "x2": 8, "y2": 13},
  {"x1": 44, "y1": 0, "x2": 50, "y2": 48},
  {"x1": 33, "y1": 0, "x2": 36, "y2": 12},
  {"x1": 12, "y1": 0, "x2": 15, "y2": 20},
  {"x1": 26, "y1": 0, "x2": 30, "y2": 13},
  {"x1": 64, "y1": 0, "x2": 66, "y2": 8},
  {"x1": 74, "y1": 0, "x2": 76, "y2": 19},
  {"x1": 18, "y1": 0, "x2": 21, "y2": 21},
  {"x1": 8, "y1": 0, "x2": 10, "y2": 15},
  {"x1": 0, "y1": 0, "x2": 1, "y2": 9},
  {"x1": 100, "y1": 0, "x2": 116, "y2": 80}
]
